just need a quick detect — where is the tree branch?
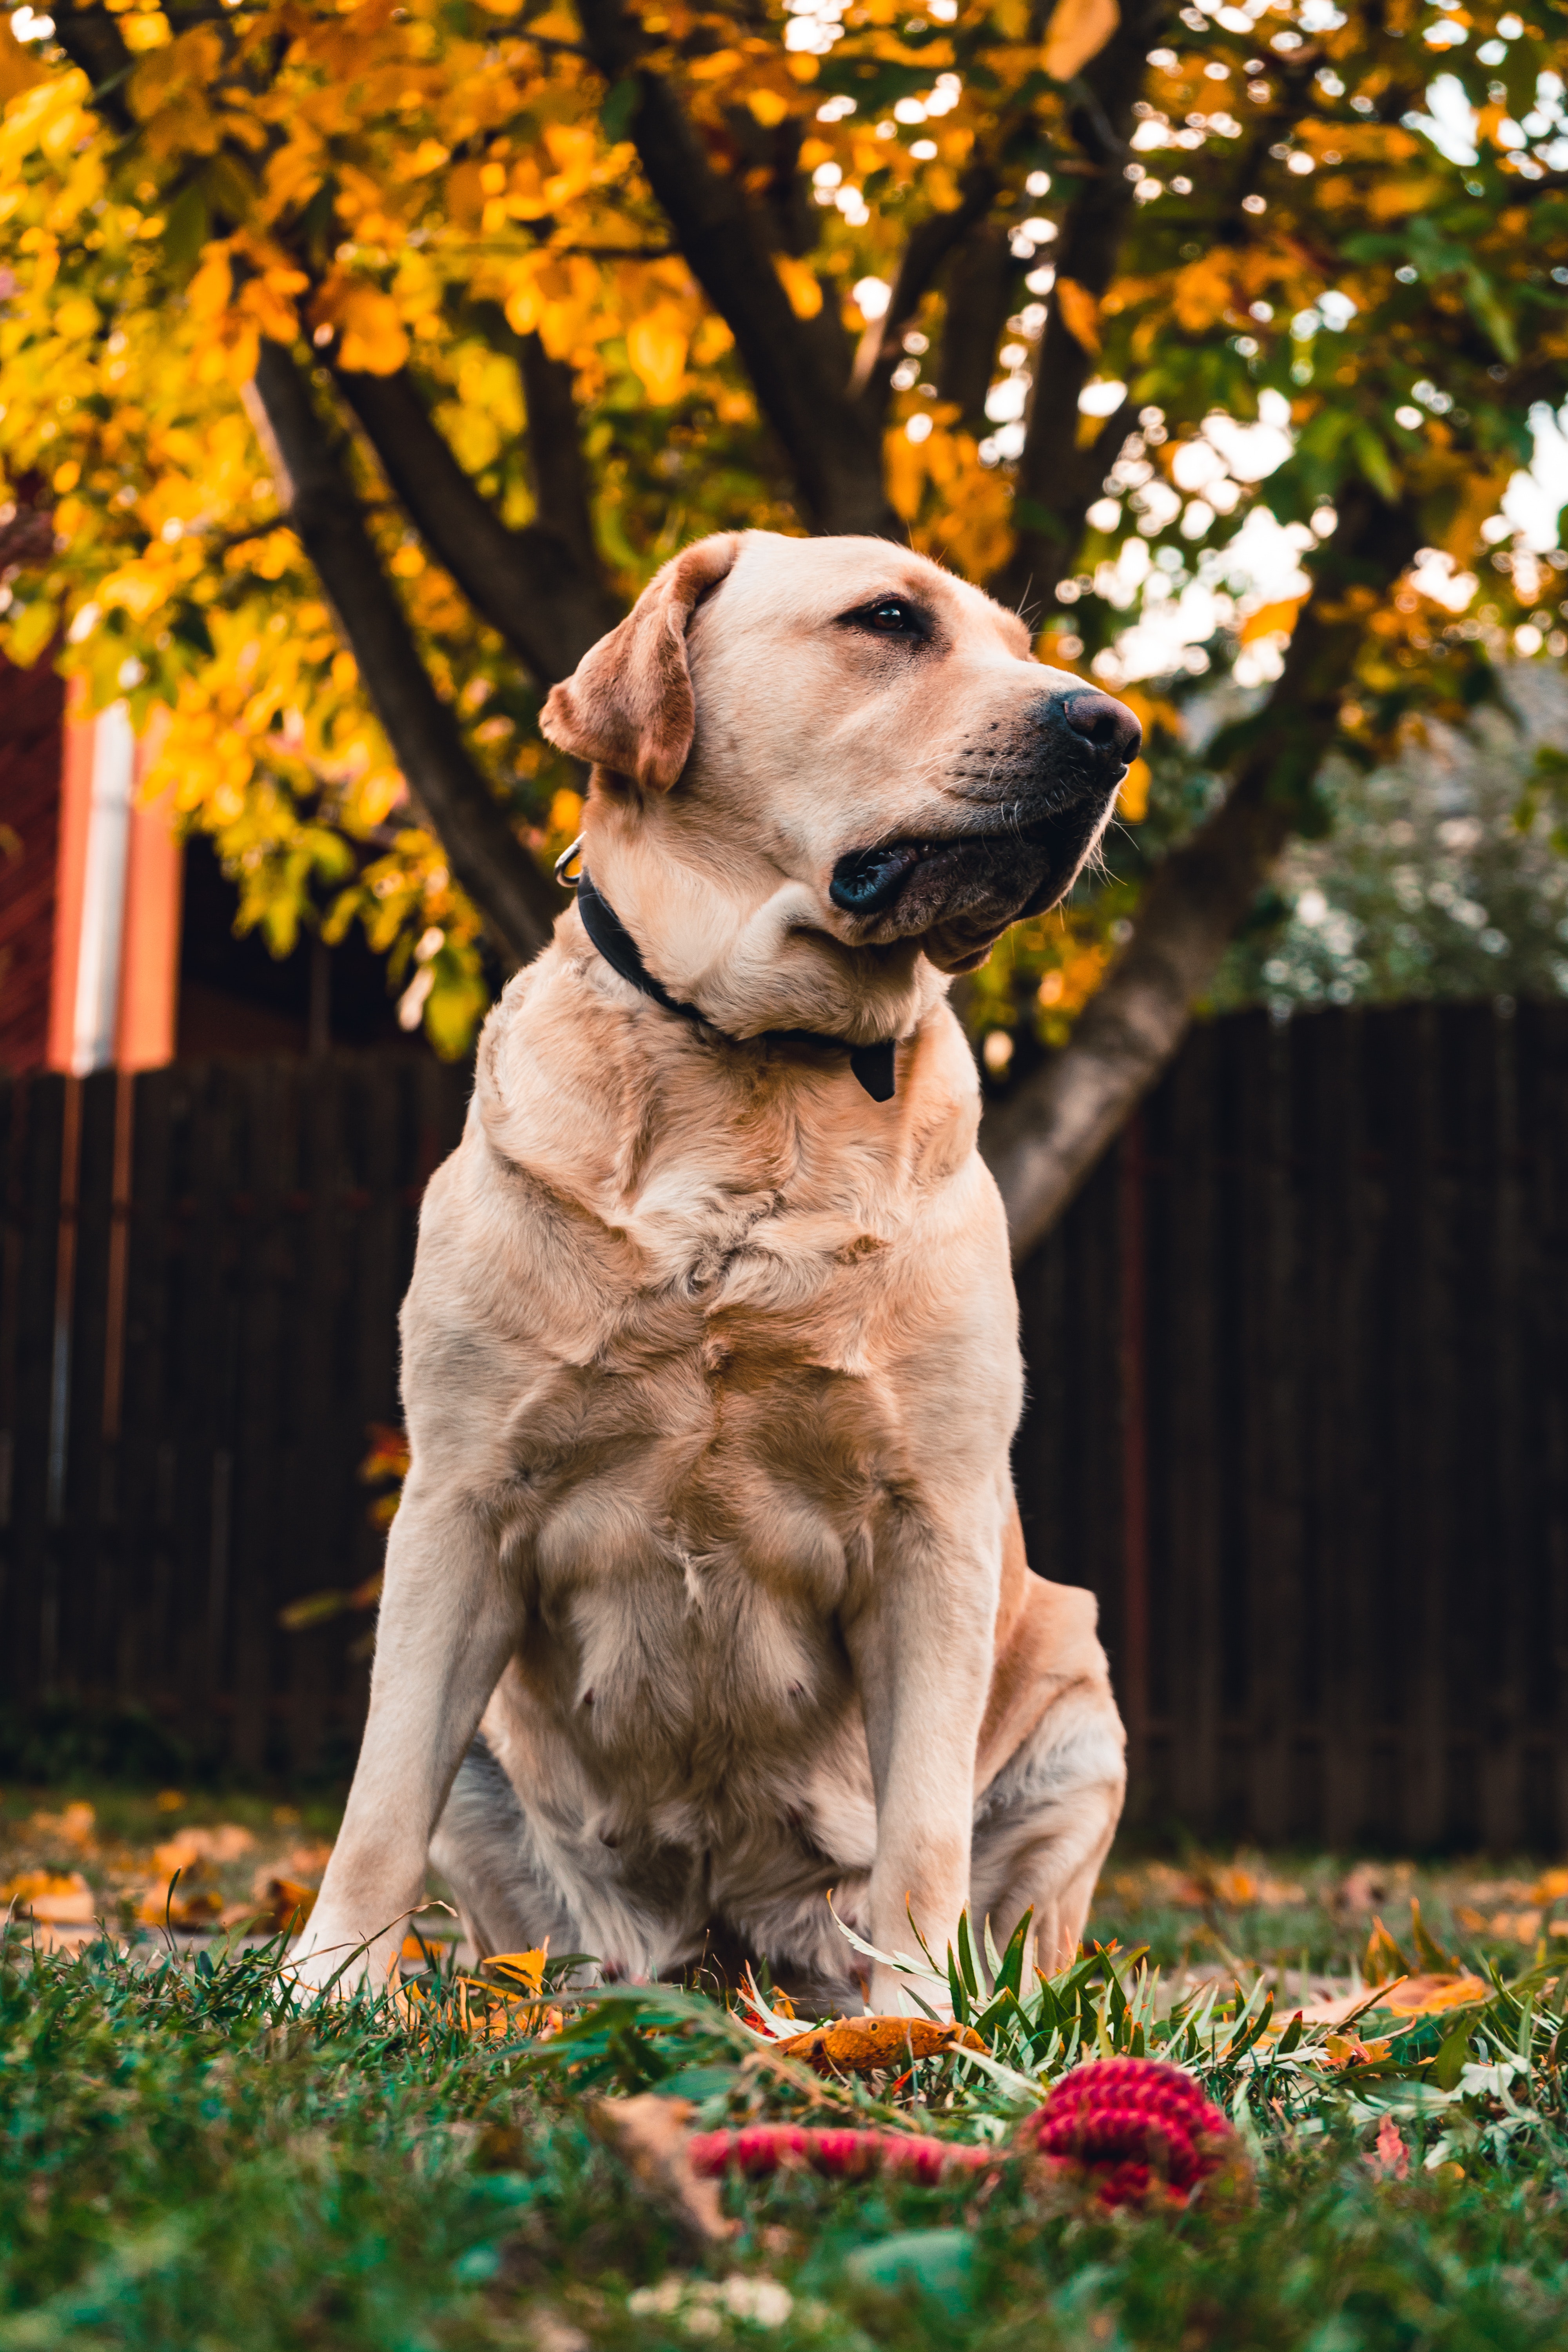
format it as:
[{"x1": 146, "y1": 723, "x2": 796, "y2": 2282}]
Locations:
[
  {"x1": 575, "y1": 0, "x2": 894, "y2": 535},
  {"x1": 514, "y1": 331, "x2": 605, "y2": 586},
  {"x1": 332, "y1": 360, "x2": 619, "y2": 688},
  {"x1": 853, "y1": 164, "x2": 1002, "y2": 424},
  {"x1": 52, "y1": 0, "x2": 136, "y2": 127},
  {"x1": 989, "y1": 0, "x2": 1163, "y2": 613},
  {"x1": 247, "y1": 345, "x2": 561, "y2": 961},
  {"x1": 934, "y1": 219, "x2": 1016, "y2": 433},
  {"x1": 981, "y1": 489, "x2": 1422, "y2": 1256}
]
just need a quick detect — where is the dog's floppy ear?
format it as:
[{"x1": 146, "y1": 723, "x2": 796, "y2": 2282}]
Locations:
[{"x1": 541, "y1": 534, "x2": 740, "y2": 791}]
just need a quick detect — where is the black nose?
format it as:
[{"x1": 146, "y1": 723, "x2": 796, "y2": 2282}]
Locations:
[{"x1": 1061, "y1": 690, "x2": 1142, "y2": 768}]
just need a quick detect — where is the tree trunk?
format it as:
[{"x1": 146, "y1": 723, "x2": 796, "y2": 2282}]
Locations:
[{"x1": 983, "y1": 488, "x2": 1421, "y2": 1258}]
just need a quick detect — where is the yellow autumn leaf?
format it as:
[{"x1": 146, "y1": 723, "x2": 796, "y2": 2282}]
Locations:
[
  {"x1": 1240, "y1": 598, "x2": 1302, "y2": 644},
  {"x1": 1042, "y1": 0, "x2": 1118, "y2": 80},
  {"x1": 1379, "y1": 1972, "x2": 1491, "y2": 2015},
  {"x1": 1173, "y1": 252, "x2": 1236, "y2": 332},
  {"x1": 1364, "y1": 1916, "x2": 1409, "y2": 1987},
  {"x1": 625, "y1": 305, "x2": 688, "y2": 404},
  {"x1": 1367, "y1": 177, "x2": 1444, "y2": 220},
  {"x1": 885, "y1": 427, "x2": 927, "y2": 522},
  {"x1": 774, "y1": 252, "x2": 823, "y2": 319},
  {"x1": 748, "y1": 88, "x2": 791, "y2": 126},
  {"x1": 773, "y1": 2014, "x2": 985, "y2": 2072},
  {"x1": 486, "y1": 1946, "x2": 549, "y2": 1994},
  {"x1": 1055, "y1": 278, "x2": 1101, "y2": 354},
  {"x1": 0, "y1": 19, "x2": 44, "y2": 107},
  {"x1": 318, "y1": 281, "x2": 409, "y2": 375}
]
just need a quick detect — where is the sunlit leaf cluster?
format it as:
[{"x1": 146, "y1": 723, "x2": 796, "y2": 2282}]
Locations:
[{"x1": 0, "y1": 0, "x2": 1563, "y2": 1053}]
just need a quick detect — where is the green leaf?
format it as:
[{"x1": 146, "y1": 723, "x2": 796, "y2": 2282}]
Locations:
[
  {"x1": 995, "y1": 1907, "x2": 1033, "y2": 2003},
  {"x1": 1351, "y1": 422, "x2": 1399, "y2": 504},
  {"x1": 162, "y1": 180, "x2": 210, "y2": 276},
  {"x1": 1432, "y1": 2018, "x2": 1474, "y2": 2091},
  {"x1": 842, "y1": 2230, "x2": 976, "y2": 2316},
  {"x1": 600, "y1": 75, "x2": 639, "y2": 142},
  {"x1": 1462, "y1": 267, "x2": 1518, "y2": 363},
  {"x1": 4, "y1": 597, "x2": 58, "y2": 666},
  {"x1": 955, "y1": 1911, "x2": 982, "y2": 2002}
]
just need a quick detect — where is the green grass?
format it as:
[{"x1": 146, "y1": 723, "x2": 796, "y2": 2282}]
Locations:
[{"x1": 5, "y1": 1800, "x2": 1568, "y2": 2350}]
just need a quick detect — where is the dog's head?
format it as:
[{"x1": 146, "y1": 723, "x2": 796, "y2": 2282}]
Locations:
[{"x1": 542, "y1": 531, "x2": 1138, "y2": 1027}]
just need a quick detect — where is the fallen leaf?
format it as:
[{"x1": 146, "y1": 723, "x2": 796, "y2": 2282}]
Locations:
[
  {"x1": 1337, "y1": 1864, "x2": 1388, "y2": 1915},
  {"x1": 1532, "y1": 1868, "x2": 1568, "y2": 1906},
  {"x1": 773, "y1": 2016, "x2": 985, "y2": 2073},
  {"x1": 1364, "y1": 1916, "x2": 1409, "y2": 1986},
  {"x1": 1378, "y1": 1973, "x2": 1491, "y2": 2016},
  {"x1": 3, "y1": 1869, "x2": 91, "y2": 1910},
  {"x1": 136, "y1": 1878, "x2": 225, "y2": 1929},
  {"x1": 485, "y1": 1946, "x2": 548, "y2": 1994},
  {"x1": 153, "y1": 1824, "x2": 255, "y2": 1873},
  {"x1": 1366, "y1": 2115, "x2": 1409, "y2": 2181},
  {"x1": 29, "y1": 1802, "x2": 96, "y2": 1849},
  {"x1": 592, "y1": 2095, "x2": 735, "y2": 2245},
  {"x1": 28, "y1": 1886, "x2": 99, "y2": 1925},
  {"x1": 253, "y1": 1877, "x2": 318, "y2": 1932}
]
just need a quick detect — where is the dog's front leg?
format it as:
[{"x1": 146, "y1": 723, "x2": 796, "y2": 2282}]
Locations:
[
  {"x1": 844, "y1": 1521, "x2": 999, "y2": 2015},
  {"x1": 289, "y1": 1478, "x2": 523, "y2": 1994}
]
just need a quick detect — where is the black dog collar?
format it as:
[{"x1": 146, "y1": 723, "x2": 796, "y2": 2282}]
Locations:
[{"x1": 572, "y1": 865, "x2": 900, "y2": 1103}]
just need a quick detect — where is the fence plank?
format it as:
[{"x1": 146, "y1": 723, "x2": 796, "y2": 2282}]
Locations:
[{"x1": 0, "y1": 1076, "x2": 66, "y2": 1715}]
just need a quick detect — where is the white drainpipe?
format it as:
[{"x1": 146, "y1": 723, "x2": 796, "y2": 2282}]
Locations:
[{"x1": 70, "y1": 701, "x2": 136, "y2": 1075}]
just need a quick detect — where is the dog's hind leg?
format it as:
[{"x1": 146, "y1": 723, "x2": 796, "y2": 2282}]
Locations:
[
  {"x1": 969, "y1": 1573, "x2": 1126, "y2": 1980},
  {"x1": 430, "y1": 1734, "x2": 581, "y2": 1962}
]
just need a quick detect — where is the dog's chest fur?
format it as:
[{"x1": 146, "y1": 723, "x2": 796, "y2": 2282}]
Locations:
[{"x1": 401, "y1": 949, "x2": 1017, "y2": 1873}]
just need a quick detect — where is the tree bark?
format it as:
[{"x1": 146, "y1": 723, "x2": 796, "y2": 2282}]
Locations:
[
  {"x1": 332, "y1": 361, "x2": 620, "y2": 688},
  {"x1": 247, "y1": 345, "x2": 562, "y2": 960},
  {"x1": 989, "y1": 0, "x2": 1163, "y2": 615},
  {"x1": 575, "y1": 0, "x2": 895, "y2": 536},
  {"x1": 983, "y1": 490, "x2": 1421, "y2": 1257}
]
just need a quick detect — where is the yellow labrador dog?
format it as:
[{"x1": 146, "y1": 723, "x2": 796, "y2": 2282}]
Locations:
[{"x1": 292, "y1": 531, "x2": 1131, "y2": 2011}]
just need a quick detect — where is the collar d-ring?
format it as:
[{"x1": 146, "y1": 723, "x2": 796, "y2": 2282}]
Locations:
[{"x1": 554, "y1": 834, "x2": 585, "y2": 890}]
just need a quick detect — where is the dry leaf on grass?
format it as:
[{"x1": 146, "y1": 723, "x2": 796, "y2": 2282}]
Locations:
[
  {"x1": 250, "y1": 1878, "x2": 318, "y2": 1933},
  {"x1": 152, "y1": 1825, "x2": 255, "y2": 1874},
  {"x1": 1378, "y1": 1973, "x2": 1491, "y2": 2015},
  {"x1": 136, "y1": 1875, "x2": 225, "y2": 1929},
  {"x1": 28, "y1": 1802, "x2": 97, "y2": 1849},
  {"x1": 590, "y1": 2094, "x2": 735, "y2": 2246},
  {"x1": 4, "y1": 1869, "x2": 94, "y2": 1920},
  {"x1": 773, "y1": 2015, "x2": 985, "y2": 2073},
  {"x1": 482, "y1": 1947, "x2": 549, "y2": 1994}
]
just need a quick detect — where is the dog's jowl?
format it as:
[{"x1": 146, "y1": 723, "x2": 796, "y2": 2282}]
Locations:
[{"x1": 292, "y1": 532, "x2": 1132, "y2": 2012}]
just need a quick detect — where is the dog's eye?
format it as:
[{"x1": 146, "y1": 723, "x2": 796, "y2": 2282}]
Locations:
[{"x1": 847, "y1": 597, "x2": 926, "y2": 638}]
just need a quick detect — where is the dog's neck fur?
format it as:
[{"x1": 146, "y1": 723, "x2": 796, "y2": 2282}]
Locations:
[{"x1": 580, "y1": 790, "x2": 947, "y2": 1049}]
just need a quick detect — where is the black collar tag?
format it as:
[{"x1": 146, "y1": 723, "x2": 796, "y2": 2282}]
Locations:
[{"x1": 575, "y1": 869, "x2": 899, "y2": 1103}]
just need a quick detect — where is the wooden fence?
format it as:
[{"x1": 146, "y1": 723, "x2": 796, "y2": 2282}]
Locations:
[
  {"x1": 0, "y1": 1054, "x2": 470, "y2": 1776},
  {"x1": 1016, "y1": 998, "x2": 1568, "y2": 1853},
  {"x1": 4, "y1": 1002, "x2": 1568, "y2": 1846}
]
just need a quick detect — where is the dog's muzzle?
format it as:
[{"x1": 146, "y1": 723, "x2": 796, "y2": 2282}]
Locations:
[{"x1": 829, "y1": 688, "x2": 1142, "y2": 929}]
